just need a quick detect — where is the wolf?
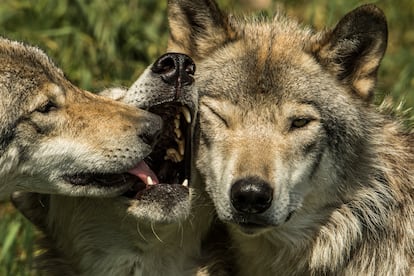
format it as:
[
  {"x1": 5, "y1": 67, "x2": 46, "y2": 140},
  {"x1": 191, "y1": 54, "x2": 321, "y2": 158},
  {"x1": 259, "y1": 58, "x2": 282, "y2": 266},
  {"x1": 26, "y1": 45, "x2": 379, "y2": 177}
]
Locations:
[
  {"x1": 0, "y1": 36, "x2": 163, "y2": 200},
  {"x1": 168, "y1": 0, "x2": 414, "y2": 275},
  {"x1": 11, "y1": 53, "x2": 230, "y2": 275}
]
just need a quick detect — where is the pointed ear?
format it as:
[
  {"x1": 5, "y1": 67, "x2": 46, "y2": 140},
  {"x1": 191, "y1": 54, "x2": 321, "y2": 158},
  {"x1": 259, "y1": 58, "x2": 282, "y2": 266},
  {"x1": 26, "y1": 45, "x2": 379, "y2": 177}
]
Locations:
[
  {"x1": 167, "y1": 0, "x2": 236, "y2": 59},
  {"x1": 311, "y1": 4, "x2": 388, "y2": 101}
]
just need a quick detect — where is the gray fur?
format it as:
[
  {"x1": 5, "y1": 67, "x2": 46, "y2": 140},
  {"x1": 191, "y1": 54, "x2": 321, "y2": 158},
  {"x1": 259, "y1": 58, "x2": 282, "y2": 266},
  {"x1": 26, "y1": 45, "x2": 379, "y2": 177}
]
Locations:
[
  {"x1": 11, "y1": 52, "x2": 223, "y2": 275},
  {"x1": 0, "y1": 36, "x2": 162, "y2": 199},
  {"x1": 168, "y1": 1, "x2": 414, "y2": 275}
]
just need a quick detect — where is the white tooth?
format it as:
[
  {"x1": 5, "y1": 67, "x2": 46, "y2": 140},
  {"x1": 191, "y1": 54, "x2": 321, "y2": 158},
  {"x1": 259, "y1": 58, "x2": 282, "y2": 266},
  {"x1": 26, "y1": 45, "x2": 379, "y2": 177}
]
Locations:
[
  {"x1": 174, "y1": 128, "x2": 182, "y2": 139},
  {"x1": 182, "y1": 179, "x2": 188, "y2": 187},
  {"x1": 181, "y1": 106, "x2": 191, "y2": 124},
  {"x1": 177, "y1": 138, "x2": 185, "y2": 156},
  {"x1": 147, "y1": 176, "x2": 154, "y2": 185},
  {"x1": 174, "y1": 118, "x2": 180, "y2": 129}
]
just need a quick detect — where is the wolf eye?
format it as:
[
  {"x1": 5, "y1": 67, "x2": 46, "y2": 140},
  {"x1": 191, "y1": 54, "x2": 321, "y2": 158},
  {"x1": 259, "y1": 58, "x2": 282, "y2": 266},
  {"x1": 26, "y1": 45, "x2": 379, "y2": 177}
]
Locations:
[
  {"x1": 37, "y1": 101, "x2": 57, "y2": 114},
  {"x1": 291, "y1": 118, "x2": 311, "y2": 129},
  {"x1": 203, "y1": 105, "x2": 229, "y2": 128}
]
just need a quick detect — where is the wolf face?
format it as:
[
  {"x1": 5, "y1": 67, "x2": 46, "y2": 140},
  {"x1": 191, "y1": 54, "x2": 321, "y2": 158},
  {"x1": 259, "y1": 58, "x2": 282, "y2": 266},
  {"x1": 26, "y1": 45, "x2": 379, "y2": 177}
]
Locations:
[
  {"x1": 197, "y1": 96, "x2": 328, "y2": 233},
  {"x1": 101, "y1": 53, "x2": 197, "y2": 222},
  {"x1": 167, "y1": 0, "x2": 389, "y2": 235},
  {"x1": 0, "y1": 37, "x2": 162, "y2": 198}
]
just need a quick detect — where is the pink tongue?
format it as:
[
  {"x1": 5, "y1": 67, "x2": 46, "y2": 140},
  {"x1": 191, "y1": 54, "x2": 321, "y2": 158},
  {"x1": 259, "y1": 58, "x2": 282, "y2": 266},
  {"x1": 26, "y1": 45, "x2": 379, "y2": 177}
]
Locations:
[{"x1": 128, "y1": 161, "x2": 159, "y2": 184}]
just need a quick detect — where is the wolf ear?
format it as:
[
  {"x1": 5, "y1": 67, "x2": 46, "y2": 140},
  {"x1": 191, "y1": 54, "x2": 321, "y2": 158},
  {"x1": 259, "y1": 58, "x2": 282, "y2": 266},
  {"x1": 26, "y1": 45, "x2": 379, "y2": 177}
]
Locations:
[
  {"x1": 311, "y1": 4, "x2": 388, "y2": 101},
  {"x1": 11, "y1": 192, "x2": 49, "y2": 232},
  {"x1": 167, "y1": 0, "x2": 236, "y2": 59}
]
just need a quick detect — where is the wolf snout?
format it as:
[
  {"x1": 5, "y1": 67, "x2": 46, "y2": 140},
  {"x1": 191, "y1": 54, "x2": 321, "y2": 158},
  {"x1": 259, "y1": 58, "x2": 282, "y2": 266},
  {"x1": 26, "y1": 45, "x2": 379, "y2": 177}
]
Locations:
[
  {"x1": 151, "y1": 53, "x2": 195, "y2": 88},
  {"x1": 230, "y1": 176, "x2": 273, "y2": 214},
  {"x1": 137, "y1": 113, "x2": 163, "y2": 145}
]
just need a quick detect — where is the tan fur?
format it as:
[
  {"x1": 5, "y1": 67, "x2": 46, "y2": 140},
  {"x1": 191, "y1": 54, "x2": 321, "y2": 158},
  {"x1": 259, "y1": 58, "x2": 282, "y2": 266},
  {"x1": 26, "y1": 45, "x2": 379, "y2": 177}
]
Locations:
[
  {"x1": 11, "y1": 52, "x2": 231, "y2": 275},
  {"x1": 168, "y1": 1, "x2": 413, "y2": 275},
  {"x1": 12, "y1": 191, "x2": 215, "y2": 276},
  {"x1": 0, "y1": 36, "x2": 161, "y2": 199}
]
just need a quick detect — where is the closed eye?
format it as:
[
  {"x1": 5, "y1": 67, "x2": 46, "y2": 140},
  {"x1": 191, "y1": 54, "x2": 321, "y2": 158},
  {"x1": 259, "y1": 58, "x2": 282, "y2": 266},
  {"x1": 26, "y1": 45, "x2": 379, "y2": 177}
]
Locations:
[
  {"x1": 36, "y1": 101, "x2": 58, "y2": 114},
  {"x1": 203, "y1": 104, "x2": 229, "y2": 128}
]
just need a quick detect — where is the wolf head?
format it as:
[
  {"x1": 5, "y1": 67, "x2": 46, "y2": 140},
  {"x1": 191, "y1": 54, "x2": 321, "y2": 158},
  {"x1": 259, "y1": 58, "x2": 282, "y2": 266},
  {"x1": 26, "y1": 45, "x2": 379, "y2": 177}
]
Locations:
[
  {"x1": 99, "y1": 53, "x2": 197, "y2": 222},
  {"x1": 168, "y1": 0, "x2": 388, "y2": 234},
  {"x1": 0, "y1": 37, "x2": 162, "y2": 198}
]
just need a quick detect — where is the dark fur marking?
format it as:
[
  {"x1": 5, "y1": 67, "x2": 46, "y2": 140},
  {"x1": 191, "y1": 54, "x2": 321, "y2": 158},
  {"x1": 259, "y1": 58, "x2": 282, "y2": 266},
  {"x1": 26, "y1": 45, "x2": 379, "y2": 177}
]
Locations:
[
  {"x1": 308, "y1": 148, "x2": 324, "y2": 180},
  {"x1": 0, "y1": 129, "x2": 15, "y2": 155}
]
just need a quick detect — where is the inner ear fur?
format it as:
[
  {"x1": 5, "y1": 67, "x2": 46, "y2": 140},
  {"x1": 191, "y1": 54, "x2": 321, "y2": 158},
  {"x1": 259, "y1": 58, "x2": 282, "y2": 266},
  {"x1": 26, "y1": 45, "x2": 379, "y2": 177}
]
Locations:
[
  {"x1": 311, "y1": 4, "x2": 388, "y2": 102},
  {"x1": 167, "y1": 0, "x2": 236, "y2": 59}
]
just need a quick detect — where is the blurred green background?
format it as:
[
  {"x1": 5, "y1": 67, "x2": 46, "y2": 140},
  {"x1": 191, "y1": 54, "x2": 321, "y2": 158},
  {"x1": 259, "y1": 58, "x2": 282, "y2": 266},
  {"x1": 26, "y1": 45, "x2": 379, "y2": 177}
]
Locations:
[{"x1": 0, "y1": 0, "x2": 412, "y2": 275}]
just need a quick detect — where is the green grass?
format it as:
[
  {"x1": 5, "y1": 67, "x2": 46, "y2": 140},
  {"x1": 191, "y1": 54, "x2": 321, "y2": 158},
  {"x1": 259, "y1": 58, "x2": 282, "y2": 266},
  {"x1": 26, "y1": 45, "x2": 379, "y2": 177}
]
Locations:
[
  {"x1": 0, "y1": 203, "x2": 38, "y2": 276},
  {"x1": 0, "y1": 0, "x2": 412, "y2": 275}
]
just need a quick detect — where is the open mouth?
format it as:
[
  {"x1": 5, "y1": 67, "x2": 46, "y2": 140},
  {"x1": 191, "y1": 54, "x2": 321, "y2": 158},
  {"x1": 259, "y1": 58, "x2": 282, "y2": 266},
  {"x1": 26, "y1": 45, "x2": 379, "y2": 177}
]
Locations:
[
  {"x1": 63, "y1": 173, "x2": 137, "y2": 187},
  {"x1": 63, "y1": 102, "x2": 192, "y2": 198},
  {"x1": 122, "y1": 102, "x2": 192, "y2": 199}
]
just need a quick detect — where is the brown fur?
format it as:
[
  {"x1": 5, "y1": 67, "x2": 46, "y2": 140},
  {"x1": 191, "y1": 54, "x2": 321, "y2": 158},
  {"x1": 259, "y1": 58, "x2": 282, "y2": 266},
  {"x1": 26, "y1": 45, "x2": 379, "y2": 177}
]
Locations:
[
  {"x1": 167, "y1": 1, "x2": 414, "y2": 275},
  {"x1": 0, "y1": 36, "x2": 161, "y2": 198},
  {"x1": 10, "y1": 51, "x2": 229, "y2": 275}
]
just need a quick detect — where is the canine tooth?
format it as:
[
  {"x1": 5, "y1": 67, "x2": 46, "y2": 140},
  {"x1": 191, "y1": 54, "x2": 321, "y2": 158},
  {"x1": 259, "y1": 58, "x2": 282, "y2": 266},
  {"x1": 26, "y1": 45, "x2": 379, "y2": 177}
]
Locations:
[
  {"x1": 182, "y1": 179, "x2": 188, "y2": 187},
  {"x1": 174, "y1": 118, "x2": 180, "y2": 129},
  {"x1": 176, "y1": 138, "x2": 185, "y2": 156},
  {"x1": 147, "y1": 176, "x2": 155, "y2": 185},
  {"x1": 181, "y1": 106, "x2": 191, "y2": 123},
  {"x1": 174, "y1": 128, "x2": 182, "y2": 138}
]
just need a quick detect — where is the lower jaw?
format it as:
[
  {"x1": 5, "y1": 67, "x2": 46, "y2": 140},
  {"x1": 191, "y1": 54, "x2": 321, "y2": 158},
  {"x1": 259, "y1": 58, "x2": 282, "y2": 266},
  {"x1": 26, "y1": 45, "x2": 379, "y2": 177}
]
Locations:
[
  {"x1": 222, "y1": 218, "x2": 275, "y2": 236},
  {"x1": 236, "y1": 223, "x2": 270, "y2": 235},
  {"x1": 122, "y1": 182, "x2": 190, "y2": 200},
  {"x1": 121, "y1": 184, "x2": 191, "y2": 222},
  {"x1": 64, "y1": 182, "x2": 133, "y2": 197}
]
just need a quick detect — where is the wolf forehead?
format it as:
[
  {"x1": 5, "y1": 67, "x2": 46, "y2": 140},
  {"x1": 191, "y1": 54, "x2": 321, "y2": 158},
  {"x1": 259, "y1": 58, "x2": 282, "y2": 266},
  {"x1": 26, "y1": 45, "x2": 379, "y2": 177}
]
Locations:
[
  {"x1": 0, "y1": 38, "x2": 65, "y2": 143},
  {"x1": 0, "y1": 37, "x2": 65, "y2": 91},
  {"x1": 187, "y1": 3, "x2": 386, "y2": 100},
  {"x1": 195, "y1": 18, "x2": 331, "y2": 99}
]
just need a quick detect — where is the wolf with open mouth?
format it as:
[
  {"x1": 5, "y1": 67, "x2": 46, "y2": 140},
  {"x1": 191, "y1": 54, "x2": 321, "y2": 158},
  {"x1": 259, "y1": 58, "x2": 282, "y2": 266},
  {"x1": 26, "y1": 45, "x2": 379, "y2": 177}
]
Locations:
[
  {"x1": 12, "y1": 53, "x2": 218, "y2": 275},
  {"x1": 103, "y1": 52, "x2": 198, "y2": 222}
]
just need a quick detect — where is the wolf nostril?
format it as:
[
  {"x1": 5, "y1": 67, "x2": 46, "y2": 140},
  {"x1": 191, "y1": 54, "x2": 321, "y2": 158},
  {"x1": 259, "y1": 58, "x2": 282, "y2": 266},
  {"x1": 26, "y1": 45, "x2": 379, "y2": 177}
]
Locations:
[
  {"x1": 138, "y1": 132, "x2": 154, "y2": 146},
  {"x1": 138, "y1": 115, "x2": 162, "y2": 146},
  {"x1": 151, "y1": 53, "x2": 195, "y2": 87},
  {"x1": 138, "y1": 125, "x2": 162, "y2": 146},
  {"x1": 152, "y1": 54, "x2": 176, "y2": 79},
  {"x1": 230, "y1": 176, "x2": 273, "y2": 214},
  {"x1": 182, "y1": 56, "x2": 195, "y2": 84}
]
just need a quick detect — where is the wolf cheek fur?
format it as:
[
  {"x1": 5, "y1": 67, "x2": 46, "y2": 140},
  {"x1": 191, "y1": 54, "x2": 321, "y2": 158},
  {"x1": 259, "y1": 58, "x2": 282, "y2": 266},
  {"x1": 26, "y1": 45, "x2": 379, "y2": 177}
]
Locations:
[{"x1": 168, "y1": 0, "x2": 413, "y2": 275}]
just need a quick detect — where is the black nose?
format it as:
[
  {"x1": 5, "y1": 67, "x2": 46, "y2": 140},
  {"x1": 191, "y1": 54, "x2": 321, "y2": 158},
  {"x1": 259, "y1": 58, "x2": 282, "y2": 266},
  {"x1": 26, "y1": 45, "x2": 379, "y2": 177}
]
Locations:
[
  {"x1": 151, "y1": 53, "x2": 195, "y2": 87},
  {"x1": 230, "y1": 176, "x2": 273, "y2": 214},
  {"x1": 138, "y1": 113, "x2": 162, "y2": 146},
  {"x1": 138, "y1": 130, "x2": 159, "y2": 146}
]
